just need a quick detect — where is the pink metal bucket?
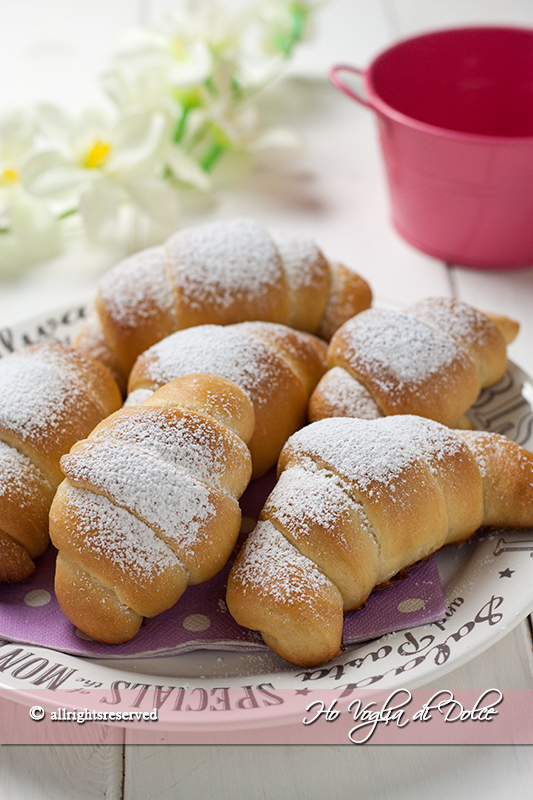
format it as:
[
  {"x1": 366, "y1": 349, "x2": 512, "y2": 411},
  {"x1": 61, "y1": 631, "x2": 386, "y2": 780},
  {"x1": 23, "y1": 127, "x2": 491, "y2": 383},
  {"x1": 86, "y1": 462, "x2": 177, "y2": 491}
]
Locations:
[{"x1": 331, "y1": 26, "x2": 533, "y2": 269}]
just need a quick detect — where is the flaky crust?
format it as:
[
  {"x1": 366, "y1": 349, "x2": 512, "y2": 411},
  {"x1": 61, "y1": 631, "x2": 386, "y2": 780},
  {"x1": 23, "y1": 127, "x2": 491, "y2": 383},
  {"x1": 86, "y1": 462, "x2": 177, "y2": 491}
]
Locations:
[
  {"x1": 309, "y1": 297, "x2": 518, "y2": 428},
  {"x1": 127, "y1": 321, "x2": 328, "y2": 478},
  {"x1": 73, "y1": 218, "x2": 371, "y2": 389},
  {"x1": 50, "y1": 374, "x2": 255, "y2": 644},
  {"x1": 0, "y1": 343, "x2": 122, "y2": 583},
  {"x1": 226, "y1": 415, "x2": 533, "y2": 667}
]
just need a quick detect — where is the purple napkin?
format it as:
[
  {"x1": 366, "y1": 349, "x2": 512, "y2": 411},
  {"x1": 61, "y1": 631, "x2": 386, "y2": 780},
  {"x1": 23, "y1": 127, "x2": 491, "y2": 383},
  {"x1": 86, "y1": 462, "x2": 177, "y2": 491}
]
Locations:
[{"x1": 0, "y1": 470, "x2": 446, "y2": 659}]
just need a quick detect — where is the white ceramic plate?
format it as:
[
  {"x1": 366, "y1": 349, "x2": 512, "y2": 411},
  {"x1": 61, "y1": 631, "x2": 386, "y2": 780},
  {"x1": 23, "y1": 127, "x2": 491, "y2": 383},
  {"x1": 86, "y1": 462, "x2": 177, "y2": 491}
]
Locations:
[{"x1": 0, "y1": 302, "x2": 532, "y2": 732}]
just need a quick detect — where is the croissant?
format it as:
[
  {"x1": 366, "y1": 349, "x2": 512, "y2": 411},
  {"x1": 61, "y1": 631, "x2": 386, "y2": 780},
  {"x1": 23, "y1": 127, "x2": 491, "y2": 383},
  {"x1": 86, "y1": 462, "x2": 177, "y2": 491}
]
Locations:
[
  {"x1": 126, "y1": 321, "x2": 328, "y2": 478},
  {"x1": 73, "y1": 217, "x2": 372, "y2": 390},
  {"x1": 49, "y1": 373, "x2": 254, "y2": 644},
  {"x1": 0, "y1": 343, "x2": 122, "y2": 584},
  {"x1": 308, "y1": 297, "x2": 519, "y2": 429},
  {"x1": 226, "y1": 414, "x2": 533, "y2": 667}
]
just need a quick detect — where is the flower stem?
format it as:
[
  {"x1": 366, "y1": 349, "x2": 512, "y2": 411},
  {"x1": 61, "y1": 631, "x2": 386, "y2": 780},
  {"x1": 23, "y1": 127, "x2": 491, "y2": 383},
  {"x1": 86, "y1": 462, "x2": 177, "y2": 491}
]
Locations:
[
  {"x1": 58, "y1": 208, "x2": 79, "y2": 220},
  {"x1": 173, "y1": 106, "x2": 190, "y2": 143},
  {"x1": 275, "y1": 3, "x2": 309, "y2": 56},
  {"x1": 200, "y1": 143, "x2": 225, "y2": 172}
]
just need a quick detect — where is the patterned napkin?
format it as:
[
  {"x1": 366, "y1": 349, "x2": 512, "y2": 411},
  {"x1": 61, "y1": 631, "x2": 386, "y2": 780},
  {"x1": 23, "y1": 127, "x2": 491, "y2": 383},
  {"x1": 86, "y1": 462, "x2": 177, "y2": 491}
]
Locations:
[{"x1": 0, "y1": 470, "x2": 446, "y2": 659}]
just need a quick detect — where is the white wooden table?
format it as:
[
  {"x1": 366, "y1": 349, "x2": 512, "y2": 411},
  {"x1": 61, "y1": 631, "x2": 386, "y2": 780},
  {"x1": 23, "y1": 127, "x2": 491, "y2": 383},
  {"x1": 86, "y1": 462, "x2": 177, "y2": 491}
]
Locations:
[{"x1": 1, "y1": 1, "x2": 533, "y2": 797}]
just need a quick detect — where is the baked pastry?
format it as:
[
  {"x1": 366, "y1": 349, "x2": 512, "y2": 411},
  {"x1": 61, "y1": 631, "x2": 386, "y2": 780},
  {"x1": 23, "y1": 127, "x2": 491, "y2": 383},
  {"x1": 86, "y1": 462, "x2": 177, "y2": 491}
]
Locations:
[
  {"x1": 126, "y1": 321, "x2": 328, "y2": 478},
  {"x1": 226, "y1": 414, "x2": 533, "y2": 667},
  {"x1": 0, "y1": 343, "x2": 122, "y2": 584},
  {"x1": 74, "y1": 217, "x2": 372, "y2": 390},
  {"x1": 50, "y1": 374, "x2": 254, "y2": 644},
  {"x1": 309, "y1": 297, "x2": 519, "y2": 428}
]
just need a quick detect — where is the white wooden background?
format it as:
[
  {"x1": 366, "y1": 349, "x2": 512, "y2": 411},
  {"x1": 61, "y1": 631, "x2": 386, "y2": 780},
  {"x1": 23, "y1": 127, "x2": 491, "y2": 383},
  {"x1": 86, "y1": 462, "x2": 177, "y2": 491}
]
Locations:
[{"x1": 1, "y1": 1, "x2": 533, "y2": 798}]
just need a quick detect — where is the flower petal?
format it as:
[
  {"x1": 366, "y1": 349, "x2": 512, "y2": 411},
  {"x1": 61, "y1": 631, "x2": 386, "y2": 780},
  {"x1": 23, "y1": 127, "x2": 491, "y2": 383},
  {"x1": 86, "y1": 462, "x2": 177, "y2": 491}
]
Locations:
[
  {"x1": 0, "y1": 187, "x2": 61, "y2": 276},
  {"x1": 123, "y1": 175, "x2": 181, "y2": 226},
  {"x1": 109, "y1": 112, "x2": 169, "y2": 174},
  {"x1": 165, "y1": 146, "x2": 211, "y2": 189},
  {"x1": 21, "y1": 151, "x2": 84, "y2": 197},
  {"x1": 79, "y1": 179, "x2": 124, "y2": 242}
]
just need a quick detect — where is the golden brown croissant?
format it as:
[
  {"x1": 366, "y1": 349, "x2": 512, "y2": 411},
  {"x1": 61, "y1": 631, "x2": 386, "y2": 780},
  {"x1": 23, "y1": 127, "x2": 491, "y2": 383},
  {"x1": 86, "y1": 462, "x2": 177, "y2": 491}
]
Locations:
[
  {"x1": 74, "y1": 217, "x2": 372, "y2": 390},
  {"x1": 49, "y1": 373, "x2": 254, "y2": 644},
  {"x1": 309, "y1": 297, "x2": 519, "y2": 429},
  {"x1": 0, "y1": 343, "x2": 122, "y2": 584},
  {"x1": 126, "y1": 321, "x2": 328, "y2": 478},
  {"x1": 226, "y1": 414, "x2": 533, "y2": 667}
]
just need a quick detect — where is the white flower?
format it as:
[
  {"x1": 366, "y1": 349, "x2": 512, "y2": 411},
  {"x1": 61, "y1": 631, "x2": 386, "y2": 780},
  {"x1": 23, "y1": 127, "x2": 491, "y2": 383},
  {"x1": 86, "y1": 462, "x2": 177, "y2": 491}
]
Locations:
[
  {"x1": 0, "y1": 185, "x2": 60, "y2": 278},
  {"x1": 0, "y1": 1, "x2": 316, "y2": 277},
  {"x1": 97, "y1": 1, "x2": 317, "y2": 184},
  {"x1": 0, "y1": 109, "x2": 37, "y2": 178},
  {"x1": 102, "y1": 1, "x2": 275, "y2": 124},
  {"x1": 0, "y1": 109, "x2": 61, "y2": 276},
  {"x1": 23, "y1": 104, "x2": 182, "y2": 244},
  {"x1": 103, "y1": 7, "x2": 216, "y2": 109}
]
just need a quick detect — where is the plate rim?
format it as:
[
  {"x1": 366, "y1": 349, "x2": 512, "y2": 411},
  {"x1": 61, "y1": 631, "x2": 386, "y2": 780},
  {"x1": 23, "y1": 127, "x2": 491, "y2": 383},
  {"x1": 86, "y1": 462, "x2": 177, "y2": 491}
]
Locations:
[{"x1": 0, "y1": 301, "x2": 532, "y2": 732}]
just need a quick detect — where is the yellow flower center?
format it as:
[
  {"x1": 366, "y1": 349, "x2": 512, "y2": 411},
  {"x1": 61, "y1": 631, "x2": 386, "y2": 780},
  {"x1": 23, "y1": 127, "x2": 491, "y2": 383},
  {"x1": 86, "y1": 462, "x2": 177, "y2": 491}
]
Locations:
[
  {"x1": 84, "y1": 140, "x2": 112, "y2": 169},
  {"x1": 1, "y1": 167, "x2": 19, "y2": 184}
]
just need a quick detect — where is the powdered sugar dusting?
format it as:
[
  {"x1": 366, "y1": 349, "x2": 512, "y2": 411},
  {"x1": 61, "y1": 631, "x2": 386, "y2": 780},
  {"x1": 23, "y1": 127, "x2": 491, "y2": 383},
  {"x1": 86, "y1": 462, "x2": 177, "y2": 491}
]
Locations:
[
  {"x1": 337, "y1": 309, "x2": 465, "y2": 394},
  {"x1": 168, "y1": 217, "x2": 283, "y2": 311},
  {"x1": 98, "y1": 246, "x2": 174, "y2": 326},
  {"x1": 271, "y1": 229, "x2": 326, "y2": 291},
  {"x1": 234, "y1": 519, "x2": 332, "y2": 608},
  {"x1": 313, "y1": 366, "x2": 383, "y2": 419},
  {"x1": 406, "y1": 297, "x2": 491, "y2": 349},
  {"x1": 63, "y1": 439, "x2": 216, "y2": 558},
  {"x1": 463, "y1": 430, "x2": 532, "y2": 481},
  {"x1": 74, "y1": 315, "x2": 115, "y2": 367},
  {"x1": 91, "y1": 407, "x2": 229, "y2": 491},
  {"x1": 134, "y1": 324, "x2": 283, "y2": 409},
  {"x1": 123, "y1": 388, "x2": 153, "y2": 407},
  {"x1": 265, "y1": 463, "x2": 371, "y2": 541},
  {"x1": 65, "y1": 487, "x2": 179, "y2": 579},
  {"x1": 0, "y1": 440, "x2": 51, "y2": 502},
  {"x1": 0, "y1": 352, "x2": 90, "y2": 443},
  {"x1": 287, "y1": 416, "x2": 464, "y2": 497}
]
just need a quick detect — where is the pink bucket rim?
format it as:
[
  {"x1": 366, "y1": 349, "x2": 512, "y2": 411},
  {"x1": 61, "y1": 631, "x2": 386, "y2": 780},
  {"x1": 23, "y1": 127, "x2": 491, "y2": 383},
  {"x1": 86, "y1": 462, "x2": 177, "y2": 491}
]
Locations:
[{"x1": 331, "y1": 24, "x2": 533, "y2": 144}]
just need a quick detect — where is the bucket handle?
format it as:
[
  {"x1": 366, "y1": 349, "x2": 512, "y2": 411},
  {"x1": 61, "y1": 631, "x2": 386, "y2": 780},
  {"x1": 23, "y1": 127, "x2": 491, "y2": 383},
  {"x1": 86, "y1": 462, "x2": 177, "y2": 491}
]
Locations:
[{"x1": 329, "y1": 65, "x2": 372, "y2": 109}]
